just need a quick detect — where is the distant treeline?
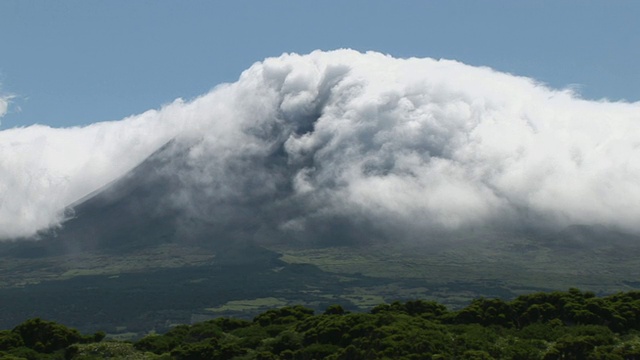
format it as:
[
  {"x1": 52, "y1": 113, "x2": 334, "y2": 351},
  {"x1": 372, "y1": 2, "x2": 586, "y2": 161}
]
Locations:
[{"x1": 3, "y1": 288, "x2": 640, "y2": 359}]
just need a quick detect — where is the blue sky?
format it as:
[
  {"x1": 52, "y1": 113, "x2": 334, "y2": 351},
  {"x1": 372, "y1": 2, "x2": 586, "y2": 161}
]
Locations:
[{"x1": 0, "y1": 1, "x2": 638, "y2": 129}]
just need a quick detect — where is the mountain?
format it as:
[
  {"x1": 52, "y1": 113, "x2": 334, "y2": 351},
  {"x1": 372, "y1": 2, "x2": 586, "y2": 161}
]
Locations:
[
  {"x1": 2, "y1": 139, "x2": 640, "y2": 335},
  {"x1": 2, "y1": 50, "x2": 640, "y2": 335}
]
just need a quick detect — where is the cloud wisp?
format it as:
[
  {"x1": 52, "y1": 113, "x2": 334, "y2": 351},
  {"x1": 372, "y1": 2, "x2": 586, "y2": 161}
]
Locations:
[
  {"x1": 1, "y1": 50, "x2": 639, "y2": 241},
  {"x1": 0, "y1": 93, "x2": 12, "y2": 124}
]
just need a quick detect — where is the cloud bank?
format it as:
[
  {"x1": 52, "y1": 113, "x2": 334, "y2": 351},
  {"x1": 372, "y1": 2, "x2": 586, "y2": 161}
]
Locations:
[{"x1": 1, "y1": 50, "x2": 639, "y2": 241}]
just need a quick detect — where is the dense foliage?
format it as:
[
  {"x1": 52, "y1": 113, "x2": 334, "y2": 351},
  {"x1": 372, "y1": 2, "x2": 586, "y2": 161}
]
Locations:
[{"x1": 3, "y1": 289, "x2": 640, "y2": 359}]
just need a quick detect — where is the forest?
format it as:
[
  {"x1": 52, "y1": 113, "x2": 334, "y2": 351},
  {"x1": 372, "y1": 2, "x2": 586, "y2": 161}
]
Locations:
[{"x1": 2, "y1": 289, "x2": 640, "y2": 359}]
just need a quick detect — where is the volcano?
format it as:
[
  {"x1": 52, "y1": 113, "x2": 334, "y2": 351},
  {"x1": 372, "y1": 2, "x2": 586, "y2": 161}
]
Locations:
[
  {"x1": 2, "y1": 50, "x2": 640, "y2": 335},
  {"x1": 2, "y1": 137, "x2": 640, "y2": 335}
]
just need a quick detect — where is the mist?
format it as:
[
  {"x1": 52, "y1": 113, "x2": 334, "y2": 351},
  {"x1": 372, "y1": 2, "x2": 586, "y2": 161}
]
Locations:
[{"x1": 1, "y1": 49, "x2": 639, "y2": 241}]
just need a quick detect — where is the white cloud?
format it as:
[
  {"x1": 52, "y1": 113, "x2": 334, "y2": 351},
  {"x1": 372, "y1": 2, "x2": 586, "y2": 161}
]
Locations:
[
  {"x1": 0, "y1": 94, "x2": 11, "y2": 123},
  {"x1": 1, "y1": 50, "x2": 640, "y2": 240}
]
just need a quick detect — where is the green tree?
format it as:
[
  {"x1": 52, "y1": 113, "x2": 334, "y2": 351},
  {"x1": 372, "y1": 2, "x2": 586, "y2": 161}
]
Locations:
[{"x1": 12, "y1": 318, "x2": 83, "y2": 353}]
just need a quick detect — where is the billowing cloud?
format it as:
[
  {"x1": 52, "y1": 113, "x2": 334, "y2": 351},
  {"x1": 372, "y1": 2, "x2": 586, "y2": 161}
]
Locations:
[{"x1": 1, "y1": 49, "x2": 639, "y2": 241}]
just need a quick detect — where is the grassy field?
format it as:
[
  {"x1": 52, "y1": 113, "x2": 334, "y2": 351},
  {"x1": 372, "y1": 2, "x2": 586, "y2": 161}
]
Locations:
[
  {"x1": 205, "y1": 297, "x2": 288, "y2": 313},
  {"x1": 273, "y1": 230, "x2": 640, "y2": 297},
  {"x1": 0, "y1": 243, "x2": 215, "y2": 288}
]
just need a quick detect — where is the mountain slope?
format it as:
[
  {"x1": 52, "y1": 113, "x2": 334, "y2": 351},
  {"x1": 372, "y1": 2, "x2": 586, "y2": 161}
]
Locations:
[
  {"x1": 2, "y1": 140, "x2": 215, "y2": 257},
  {"x1": 2, "y1": 138, "x2": 640, "y2": 334}
]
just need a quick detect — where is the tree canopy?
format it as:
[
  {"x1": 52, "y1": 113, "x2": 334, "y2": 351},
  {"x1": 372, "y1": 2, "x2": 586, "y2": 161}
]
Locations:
[{"x1": 3, "y1": 289, "x2": 640, "y2": 359}]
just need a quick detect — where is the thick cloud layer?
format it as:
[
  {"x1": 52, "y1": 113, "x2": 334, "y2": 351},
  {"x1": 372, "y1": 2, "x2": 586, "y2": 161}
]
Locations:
[{"x1": 1, "y1": 50, "x2": 639, "y2": 240}]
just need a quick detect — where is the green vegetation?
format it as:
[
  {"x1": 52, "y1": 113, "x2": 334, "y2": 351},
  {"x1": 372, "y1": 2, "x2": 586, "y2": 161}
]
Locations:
[
  {"x1": 275, "y1": 235, "x2": 640, "y2": 294},
  {"x1": 4, "y1": 227, "x2": 640, "y2": 335},
  {"x1": 0, "y1": 244, "x2": 215, "y2": 288},
  {"x1": 4, "y1": 289, "x2": 640, "y2": 359},
  {"x1": 206, "y1": 298, "x2": 289, "y2": 313}
]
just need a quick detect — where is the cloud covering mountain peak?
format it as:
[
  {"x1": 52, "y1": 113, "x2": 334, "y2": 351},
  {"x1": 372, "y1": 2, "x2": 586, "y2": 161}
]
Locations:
[{"x1": 1, "y1": 49, "x2": 639, "y2": 241}]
